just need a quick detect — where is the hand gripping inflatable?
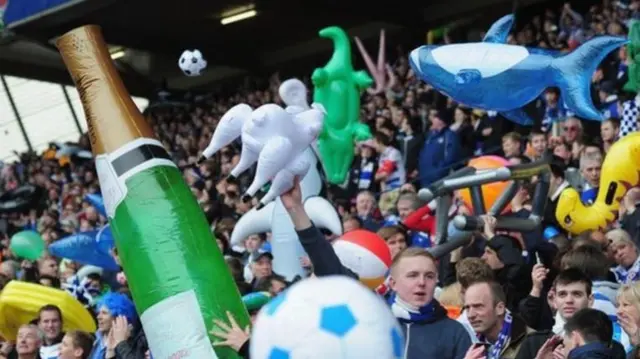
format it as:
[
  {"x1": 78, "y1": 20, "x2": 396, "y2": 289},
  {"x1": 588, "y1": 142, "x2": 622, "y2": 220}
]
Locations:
[
  {"x1": 0, "y1": 281, "x2": 96, "y2": 341},
  {"x1": 56, "y1": 26, "x2": 248, "y2": 359},
  {"x1": 409, "y1": 14, "x2": 628, "y2": 125},
  {"x1": 229, "y1": 79, "x2": 342, "y2": 280},
  {"x1": 556, "y1": 132, "x2": 640, "y2": 234},
  {"x1": 312, "y1": 26, "x2": 374, "y2": 184}
]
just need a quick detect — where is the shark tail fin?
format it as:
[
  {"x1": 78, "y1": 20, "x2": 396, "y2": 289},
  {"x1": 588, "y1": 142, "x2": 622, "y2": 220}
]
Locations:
[{"x1": 552, "y1": 36, "x2": 628, "y2": 121}]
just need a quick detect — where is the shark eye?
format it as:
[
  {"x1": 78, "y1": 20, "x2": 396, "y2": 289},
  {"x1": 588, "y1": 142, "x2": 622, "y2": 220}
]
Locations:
[{"x1": 564, "y1": 215, "x2": 572, "y2": 225}]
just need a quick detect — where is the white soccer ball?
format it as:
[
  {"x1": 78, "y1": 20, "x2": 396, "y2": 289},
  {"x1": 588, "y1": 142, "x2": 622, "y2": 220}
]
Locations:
[
  {"x1": 178, "y1": 49, "x2": 207, "y2": 77},
  {"x1": 250, "y1": 275, "x2": 404, "y2": 359}
]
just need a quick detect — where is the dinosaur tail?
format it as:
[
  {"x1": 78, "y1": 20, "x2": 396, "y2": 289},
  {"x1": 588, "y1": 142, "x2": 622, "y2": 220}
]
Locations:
[
  {"x1": 552, "y1": 36, "x2": 628, "y2": 121},
  {"x1": 319, "y1": 26, "x2": 353, "y2": 67}
]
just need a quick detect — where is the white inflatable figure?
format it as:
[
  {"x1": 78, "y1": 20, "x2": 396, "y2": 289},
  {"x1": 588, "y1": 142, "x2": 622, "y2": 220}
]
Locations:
[
  {"x1": 230, "y1": 78, "x2": 342, "y2": 280},
  {"x1": 197, "y1": 103, "x2": 253, "y2": 164},
  {"x1": 256, "y1": 104, "x2": 325, "y2": 208},
  {"x1": 178, "y1": 49, "x2": 207, "y2": 77},
  {"x1": 240, "y1": 104, "x2": 323, "y2": 202}
]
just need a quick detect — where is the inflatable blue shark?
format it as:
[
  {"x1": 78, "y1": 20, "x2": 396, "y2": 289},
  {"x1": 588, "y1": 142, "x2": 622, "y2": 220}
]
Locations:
[{"x1": 409, "y1": 15, "x2": 628, "y2": 125}]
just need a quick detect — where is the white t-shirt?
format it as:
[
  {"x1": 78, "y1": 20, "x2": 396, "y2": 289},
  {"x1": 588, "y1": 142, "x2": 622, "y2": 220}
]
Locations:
[{"x1": 40, "y1": 343, "x2": 60, "y2": 359}]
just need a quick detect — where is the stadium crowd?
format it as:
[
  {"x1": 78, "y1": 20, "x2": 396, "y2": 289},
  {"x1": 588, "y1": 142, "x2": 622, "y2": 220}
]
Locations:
[{"x1": 2, "y1": 0, "x2": 640, "y2": 358}]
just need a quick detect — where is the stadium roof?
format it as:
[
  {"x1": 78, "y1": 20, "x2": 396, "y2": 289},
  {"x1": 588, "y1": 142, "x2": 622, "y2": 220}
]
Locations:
[{"x1": 0, "y1": 0, "x2": 548, "y2": 97}]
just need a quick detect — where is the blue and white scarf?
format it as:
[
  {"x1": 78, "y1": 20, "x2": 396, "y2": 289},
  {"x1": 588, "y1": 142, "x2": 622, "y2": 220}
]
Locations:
[
  {"x1": 63, "y1": 275, "x2": 100, "y2": 308},
  {"x1": 388, "y1": 293, "x2": 436, "y2": 323},
  {"x1": 477, "y1": 310, "x2": 513, "y2": 359},
  {"x1": 614, "y1": 257, "x2": 640, "y2": 284}
]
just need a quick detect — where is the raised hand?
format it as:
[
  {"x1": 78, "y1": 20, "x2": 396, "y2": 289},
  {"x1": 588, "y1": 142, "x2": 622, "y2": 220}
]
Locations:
[
  {"x1": 531, "y1": 263, "x2": 549, "y2": 297},
  {"x1": 211, "y1": 311, "x2": 250, "y2": 352}
]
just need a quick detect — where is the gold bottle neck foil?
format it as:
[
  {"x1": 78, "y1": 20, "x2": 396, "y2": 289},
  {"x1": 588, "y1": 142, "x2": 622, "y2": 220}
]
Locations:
[{"x1": 56, "y1": 25, "x2": 154, "y2": 155}]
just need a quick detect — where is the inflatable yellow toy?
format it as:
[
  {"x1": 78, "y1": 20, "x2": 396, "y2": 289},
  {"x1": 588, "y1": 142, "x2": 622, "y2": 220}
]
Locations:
[
  {"x1": 0, "y1": 281, "x2": 96, "y2": 340},
  {"x1": 556, "y1": 131, "x2": 640, "y2": 234}
]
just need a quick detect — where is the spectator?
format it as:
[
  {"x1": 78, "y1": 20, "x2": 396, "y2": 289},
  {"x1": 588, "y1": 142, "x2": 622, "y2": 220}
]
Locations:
[
  {"x1": 59, "y1": 331, "x2": 94, "y2": 359},
  {"x1": 15, "y1": 324, "x2": 43, "y2": 359},
  {"x1": 600, "y1": 118, "x2": 620, "y2": 154},
  {"x1": 463, "y1": 280, "x2": 534, "y2": 358},
  {"x1": 502, "y1": 132, "x2": 523, "y2": 158},
  {"x1": 561, "y1": 308, "x2": 617, "y2": 359},
  {"x1": 373, "y1": 131, "x2": 406, "y2": 192},
  {"x1": 418, "y1": 109, "x2": 462, "y2": 188},
  {"x1": 38, "y1": 304, "x2": 64, "y2": 359},
  {"x1": 579, "y1": 151, "x2": 603, "y2": 205}
]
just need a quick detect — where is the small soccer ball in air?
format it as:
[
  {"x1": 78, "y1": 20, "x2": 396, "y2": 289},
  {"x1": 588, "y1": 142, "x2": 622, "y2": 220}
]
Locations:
[
  {"x1": 250, "y1": 275, "x2": 404, "y2": 359},
  {"x1": 178, "y1": 49, "x2": 207, "y2": 77}
]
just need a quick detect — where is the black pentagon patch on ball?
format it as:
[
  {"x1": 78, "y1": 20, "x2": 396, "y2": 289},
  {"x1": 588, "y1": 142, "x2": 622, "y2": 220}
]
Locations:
[{"x1": 191, "y1": 57, "x2": 198, "y2": 63}]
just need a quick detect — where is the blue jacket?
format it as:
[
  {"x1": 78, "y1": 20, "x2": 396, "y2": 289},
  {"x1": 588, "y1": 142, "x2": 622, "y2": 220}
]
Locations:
[
  {"x1": 418, "y1": 128, "x2": 462, "y2": 188},
  {"x1": 400, "y1": 301, "x2": 472, "y2": 359}
]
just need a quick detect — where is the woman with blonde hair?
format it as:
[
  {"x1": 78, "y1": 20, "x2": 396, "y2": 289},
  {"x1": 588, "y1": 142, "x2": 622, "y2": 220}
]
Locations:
[
  {"x1": 617, "y1": 282, "x2": 640, "y2": 355},
  {"x1": 608, "y1": 229, "x2": 640, "y2": 284}
]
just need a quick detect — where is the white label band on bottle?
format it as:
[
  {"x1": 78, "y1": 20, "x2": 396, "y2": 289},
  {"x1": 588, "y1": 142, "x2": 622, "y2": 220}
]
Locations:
[
  {"x1": 140, "y1": 290, "x2": 219, "y2": 359},
  {"x1": 94, "y1": 138, "x2": 177, "y2": 219}
]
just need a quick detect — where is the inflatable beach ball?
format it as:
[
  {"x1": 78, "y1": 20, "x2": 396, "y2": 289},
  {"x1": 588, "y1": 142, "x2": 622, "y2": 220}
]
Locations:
[
  {"x1": 332, "y1": 230, "x2": 392, "y2": 289},
  {"x1": 250, "y1": 276, "x2": 404, "y2": 359}
]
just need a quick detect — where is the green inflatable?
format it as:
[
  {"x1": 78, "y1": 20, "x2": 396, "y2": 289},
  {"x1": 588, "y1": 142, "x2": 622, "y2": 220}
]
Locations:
[
  {"x1": 312, "y1": 26, "x2": 373, "y2": 184},
  {"x1": 624, "y1": 20, "x2": 640, "y2": 93},
  {"x1": 10, "y1": 231, "x2": 44, "y2": 260}
]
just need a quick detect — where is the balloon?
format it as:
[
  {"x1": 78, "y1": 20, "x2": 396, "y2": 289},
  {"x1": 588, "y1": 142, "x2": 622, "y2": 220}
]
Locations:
[
  {"x1": 354, "y1": 29, "x2": 397, "y2": 95},
  {"x1": 458, "y1": 156, "x2": 511, "y2": 214},
  {"x1": 624, "y1": 20, "x2": 640, "y2": 93},
  {"x1": 409, "y1": 14, "x2": 628, "y2": 125},
  {"x1": 312, "y1": 26, "x2": 373, "y2": 184},
  {"x1": 10, "y1": 230, "x2": 44, "y2": 260},
  {"x1": 333, "y1": 230, "x2": 392, "y2": 289},
  {"x1": 242, "y1": 292, "x2": 271, "y2": 312},
  {"x1": 556, "y1": 132, "x2": 640, "y2": 234},
  {"x1": 229, "y1": 79, "x2": 343, "y2": 280},
  {"x1": 85, "y1": 193, "x2": 106, "y2": 218},
  {"x1": 49, "y1": 229, "x2": 119, "y2": 270}
]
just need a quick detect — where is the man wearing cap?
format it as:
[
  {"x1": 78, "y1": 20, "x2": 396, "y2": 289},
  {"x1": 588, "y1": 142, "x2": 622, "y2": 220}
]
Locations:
[
  {"x1": 417, "y1": 109, "x2": 461, "y2": 188},
  {"x1": 248, "y1": 243, "x2": 274, "y2": 290},
  {"x1": 481, "y1": 227, "x2": 531, "y2": 311}
]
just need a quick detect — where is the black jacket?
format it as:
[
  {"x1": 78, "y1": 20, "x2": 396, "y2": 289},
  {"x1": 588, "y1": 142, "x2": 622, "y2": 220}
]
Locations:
[
  {"x1": 515, "y1": 330, "x2": 627, "y2": 359},
  {"x1": 114, "y1": 326, "x2": 148, "y2": 359}
]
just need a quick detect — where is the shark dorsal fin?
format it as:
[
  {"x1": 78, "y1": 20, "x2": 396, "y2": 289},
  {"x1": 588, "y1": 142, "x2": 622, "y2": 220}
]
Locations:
[{"x1": 483, "y1": 14, "x2": 515, "y2": 43}]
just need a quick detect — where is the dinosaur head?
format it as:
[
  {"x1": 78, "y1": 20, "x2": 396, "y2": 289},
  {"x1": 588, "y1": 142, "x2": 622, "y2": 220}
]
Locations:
[
  {"x1": 318, "y1": 26, "x2": 353, "y2": 73},
  {"x1": 555, "y1": 189, "x2": 583, "y2": 234},
  {"x1": 556, "y1": 188, "x2": 611, "y2": 235}
]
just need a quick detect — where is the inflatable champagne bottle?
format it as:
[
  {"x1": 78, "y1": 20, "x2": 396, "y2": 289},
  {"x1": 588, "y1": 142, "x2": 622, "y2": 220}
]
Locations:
[{"x1": 56, "y1": 26, "x2": 248, "y2": 359}]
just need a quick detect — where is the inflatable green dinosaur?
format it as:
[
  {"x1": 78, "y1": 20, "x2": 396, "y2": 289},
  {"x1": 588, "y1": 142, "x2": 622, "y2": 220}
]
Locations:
[
  {"x1": 312, "y1": 26, "x2": 373, "y2": 184},
  {"x1": 624, "y1": 20, "x2": 640, "y2": 93}
]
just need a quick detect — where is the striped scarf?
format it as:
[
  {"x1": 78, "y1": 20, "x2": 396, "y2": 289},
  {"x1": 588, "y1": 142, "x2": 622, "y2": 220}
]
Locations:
[
  {"x1": 388, "y1": 293, "x2": 436, "y2": 323},
  {"x1": 477, "y1": 310, "x2": 513, "y2": 359},
  {"x1": 614, "y1": 257, "x2": 640, "y2": 284}
]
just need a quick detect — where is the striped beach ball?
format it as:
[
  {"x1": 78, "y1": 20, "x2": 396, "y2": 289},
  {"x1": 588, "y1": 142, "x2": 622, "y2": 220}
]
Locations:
[{"x1": 333, "y1": 230, "x2": 392, "y2": 289}]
